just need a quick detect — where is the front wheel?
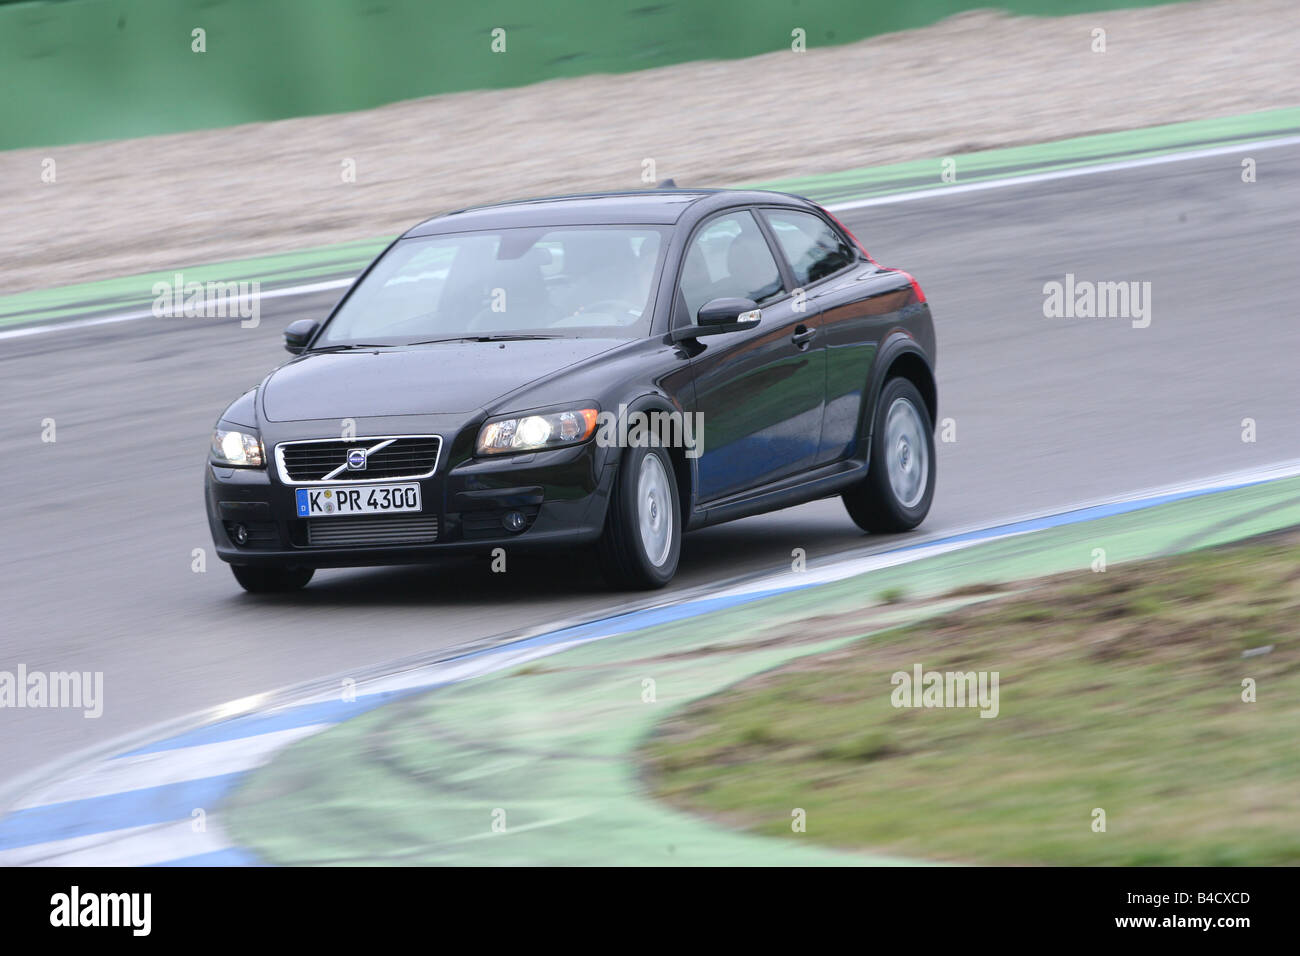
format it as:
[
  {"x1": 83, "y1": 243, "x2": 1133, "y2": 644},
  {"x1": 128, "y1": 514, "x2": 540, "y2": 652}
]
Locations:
[
  {"x1": 843, "y1": 377, "x2": 936, "y2": 533},
  {"x1": 597, "y1": 444, "x2": 681, "y2": 589},
  {"x1": 230, "y1": 564, "x2": 315, "y2": 593}
]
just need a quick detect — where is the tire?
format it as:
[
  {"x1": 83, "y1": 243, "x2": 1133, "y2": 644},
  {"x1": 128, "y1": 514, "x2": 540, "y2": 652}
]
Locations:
[
  {"x1": 597, "y1": 443, "x2": 681, "y2": 589},
  {"x1": 843, "y1": 377, "x2": 936, "y2": 533},
  {"x1": 230, "y1": 564, "x2": 315, "y2": 594}
]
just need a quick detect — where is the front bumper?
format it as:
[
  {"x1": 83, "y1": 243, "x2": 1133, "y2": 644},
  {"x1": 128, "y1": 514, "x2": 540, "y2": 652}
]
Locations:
[{"x1": 205, "y1": 440, "x2": 615, "y2": 568}]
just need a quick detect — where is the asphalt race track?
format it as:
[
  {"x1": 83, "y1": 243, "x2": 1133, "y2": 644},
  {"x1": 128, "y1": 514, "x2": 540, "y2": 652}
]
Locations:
[{"x1": 4, "y1": 145, "x2": 1298, "y2": 782}]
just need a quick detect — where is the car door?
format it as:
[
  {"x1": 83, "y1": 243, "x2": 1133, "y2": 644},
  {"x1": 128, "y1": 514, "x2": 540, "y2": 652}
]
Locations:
[
  {"x1": 759, "y1": 207, "x2": 891, "y2": 466},
  {"x1": 680, "y1": 209, "x2": 827, "y2": 502}
]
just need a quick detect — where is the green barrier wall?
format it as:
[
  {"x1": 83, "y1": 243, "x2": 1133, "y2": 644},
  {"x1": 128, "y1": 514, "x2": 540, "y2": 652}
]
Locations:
[{"x1": 1, "y1": 0, "x2": 1185, "y2": 150}]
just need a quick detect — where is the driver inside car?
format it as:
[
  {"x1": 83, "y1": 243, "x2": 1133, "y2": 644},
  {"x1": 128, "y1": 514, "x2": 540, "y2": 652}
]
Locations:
[{"x1": 553, "y1": 233, "x2": 650, "y2": 324}]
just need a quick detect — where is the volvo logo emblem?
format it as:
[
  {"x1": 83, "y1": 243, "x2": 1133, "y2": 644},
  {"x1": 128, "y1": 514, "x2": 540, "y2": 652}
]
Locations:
[{"x1": 346, "y1": 447, "x2": 368, "y2": 471}]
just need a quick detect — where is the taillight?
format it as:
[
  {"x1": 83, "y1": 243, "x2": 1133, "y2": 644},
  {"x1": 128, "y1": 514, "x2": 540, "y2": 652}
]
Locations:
[{"x1": 898, "y1": 271, "x2": 927, "y2": 304}]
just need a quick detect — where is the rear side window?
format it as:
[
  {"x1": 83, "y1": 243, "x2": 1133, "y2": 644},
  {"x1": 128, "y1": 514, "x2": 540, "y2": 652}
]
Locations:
[
  {"x1": 679, "y1": 210, "x2": 784, "y2": 321},
  {"x1": 764, "y1": 209, "x2": 857, "y2": 286}
]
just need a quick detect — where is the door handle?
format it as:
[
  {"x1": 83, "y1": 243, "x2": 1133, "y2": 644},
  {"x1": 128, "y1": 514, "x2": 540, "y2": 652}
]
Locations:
[{"x1": 791, "y1": 324, "x2": 817, "y2": 349}]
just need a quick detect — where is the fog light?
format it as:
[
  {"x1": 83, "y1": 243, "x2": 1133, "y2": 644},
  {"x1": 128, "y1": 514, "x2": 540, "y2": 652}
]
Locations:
[
  {"x1": 502, "y1": 510, "x2": 526, "y2": 533},
  {"x1": 233, "y1": 523, "x2": 249, "y2": 545}
]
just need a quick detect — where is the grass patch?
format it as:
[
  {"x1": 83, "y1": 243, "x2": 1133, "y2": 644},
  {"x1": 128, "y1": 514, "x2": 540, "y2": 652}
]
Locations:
[
  {"x1": 640, "y1": 530, "x2": 1300, "y2": 865},
  {"x1": 875, "y1": 586, "x2": 908, "y2": 605}
]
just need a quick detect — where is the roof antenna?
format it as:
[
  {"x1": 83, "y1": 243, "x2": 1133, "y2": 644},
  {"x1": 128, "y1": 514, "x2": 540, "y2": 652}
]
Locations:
[{"x1": 656, "y1": 178, "x2": 677, "y2": 189}]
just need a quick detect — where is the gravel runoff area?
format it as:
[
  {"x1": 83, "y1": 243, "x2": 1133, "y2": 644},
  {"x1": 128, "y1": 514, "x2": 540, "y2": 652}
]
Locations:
[{"x1": 2, "y1": 0, "x2": 1298, "y2": 295}]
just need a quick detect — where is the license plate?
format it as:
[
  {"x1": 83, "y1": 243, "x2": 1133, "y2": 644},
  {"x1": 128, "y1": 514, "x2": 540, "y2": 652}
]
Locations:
[{"x1": 295, "y1": 483, "x2": 421, "y2": 517}]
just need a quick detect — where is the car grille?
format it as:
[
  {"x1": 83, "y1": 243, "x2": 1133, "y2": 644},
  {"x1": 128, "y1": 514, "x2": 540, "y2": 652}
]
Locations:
[
  {"x1": 305, "y1": 515, "x2": 440, "y2": 547},
  {"x1": 277, "y1": 436, "x2": 441, "y2": 483}
]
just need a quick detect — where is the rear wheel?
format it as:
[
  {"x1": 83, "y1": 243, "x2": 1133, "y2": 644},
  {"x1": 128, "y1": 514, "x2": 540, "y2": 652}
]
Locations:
[
  {"x1": 597, "y1": 444, "x2": 681, "y2": 589},
  {"x1": 230, "y1": 564, "x2": 315, "y2": 593},
  {"x1": 843, "y1": 377, "x2": 935, "y2": 533}
]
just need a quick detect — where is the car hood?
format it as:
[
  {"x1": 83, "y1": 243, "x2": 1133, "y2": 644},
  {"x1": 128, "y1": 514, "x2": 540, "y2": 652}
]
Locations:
[{"x1": 260, "y1": 338, "x2": 625, "y2": 422}]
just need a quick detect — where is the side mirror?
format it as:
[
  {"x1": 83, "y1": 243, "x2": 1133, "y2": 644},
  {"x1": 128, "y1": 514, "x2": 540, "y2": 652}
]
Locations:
[
  {"x1": 672, "y1": 297, "x2": 761, "y2": 341},
  {"x1": 284, "y1": 319, "x2": 320, "y2": 354}
]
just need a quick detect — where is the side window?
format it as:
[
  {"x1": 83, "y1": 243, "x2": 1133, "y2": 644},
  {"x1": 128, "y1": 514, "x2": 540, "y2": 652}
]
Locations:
[
  {"x1": 679, "y1": 210, "x2": 784, "y2": 322},
  {"x1": 764, "y1": 210, "x2": 857, "y2": 286}
]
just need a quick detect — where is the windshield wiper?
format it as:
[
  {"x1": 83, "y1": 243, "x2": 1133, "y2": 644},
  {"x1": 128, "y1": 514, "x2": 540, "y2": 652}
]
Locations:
[
  {"x1": 308, "y1": 343, "x2": 393, "y2": 352},
  {"x1": 407, "y1": 334, "x2": 561, "y2": 346}
]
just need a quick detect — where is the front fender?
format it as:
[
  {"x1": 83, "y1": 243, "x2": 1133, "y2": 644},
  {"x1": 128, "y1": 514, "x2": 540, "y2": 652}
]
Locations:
[{"x1": 598, "y1": 391, "x2": 699, "y2": 522}]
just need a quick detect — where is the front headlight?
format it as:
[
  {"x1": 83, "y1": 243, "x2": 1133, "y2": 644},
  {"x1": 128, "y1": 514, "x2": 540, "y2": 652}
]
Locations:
[
  {"x1": 476, "y1": 407, "x2": 599, "y2": 456},
  {"x1": 211, "y1": 427, "x2": 265, "y2": 467}
]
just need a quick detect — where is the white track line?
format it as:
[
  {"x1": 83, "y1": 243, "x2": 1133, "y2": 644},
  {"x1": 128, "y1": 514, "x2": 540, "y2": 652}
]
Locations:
[
  {"x1": 0, "y1": 278, "x2": 353, "y2": 342},
  {"x1": 826, "y1": 134, "x2": 1300, "y2": 211},
  {"x1": 3, "y1": 134, "x2": 1297, "y2": 343},
  {"x1": 0, "y1": 819, "x2": 233, "y2": 868},
  {"x1": 12, "y1": 724, "x2": 330, "y2": 811}
]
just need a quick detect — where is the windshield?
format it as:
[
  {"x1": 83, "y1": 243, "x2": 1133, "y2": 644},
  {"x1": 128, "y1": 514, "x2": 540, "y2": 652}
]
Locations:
[{"x1": 317, "y1": 225, "x2": 667, "y2": 347}]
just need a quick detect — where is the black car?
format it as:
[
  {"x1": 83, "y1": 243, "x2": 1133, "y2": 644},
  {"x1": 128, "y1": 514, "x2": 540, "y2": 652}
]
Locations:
[{"x1": 205, "y1": 188, "x2": 937, "y2": 592}]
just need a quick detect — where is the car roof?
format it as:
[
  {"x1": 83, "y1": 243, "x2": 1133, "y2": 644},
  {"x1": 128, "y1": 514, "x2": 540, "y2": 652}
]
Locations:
[{"x1": 400, "y1": 188, "x2": 813, "y2": 236}]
